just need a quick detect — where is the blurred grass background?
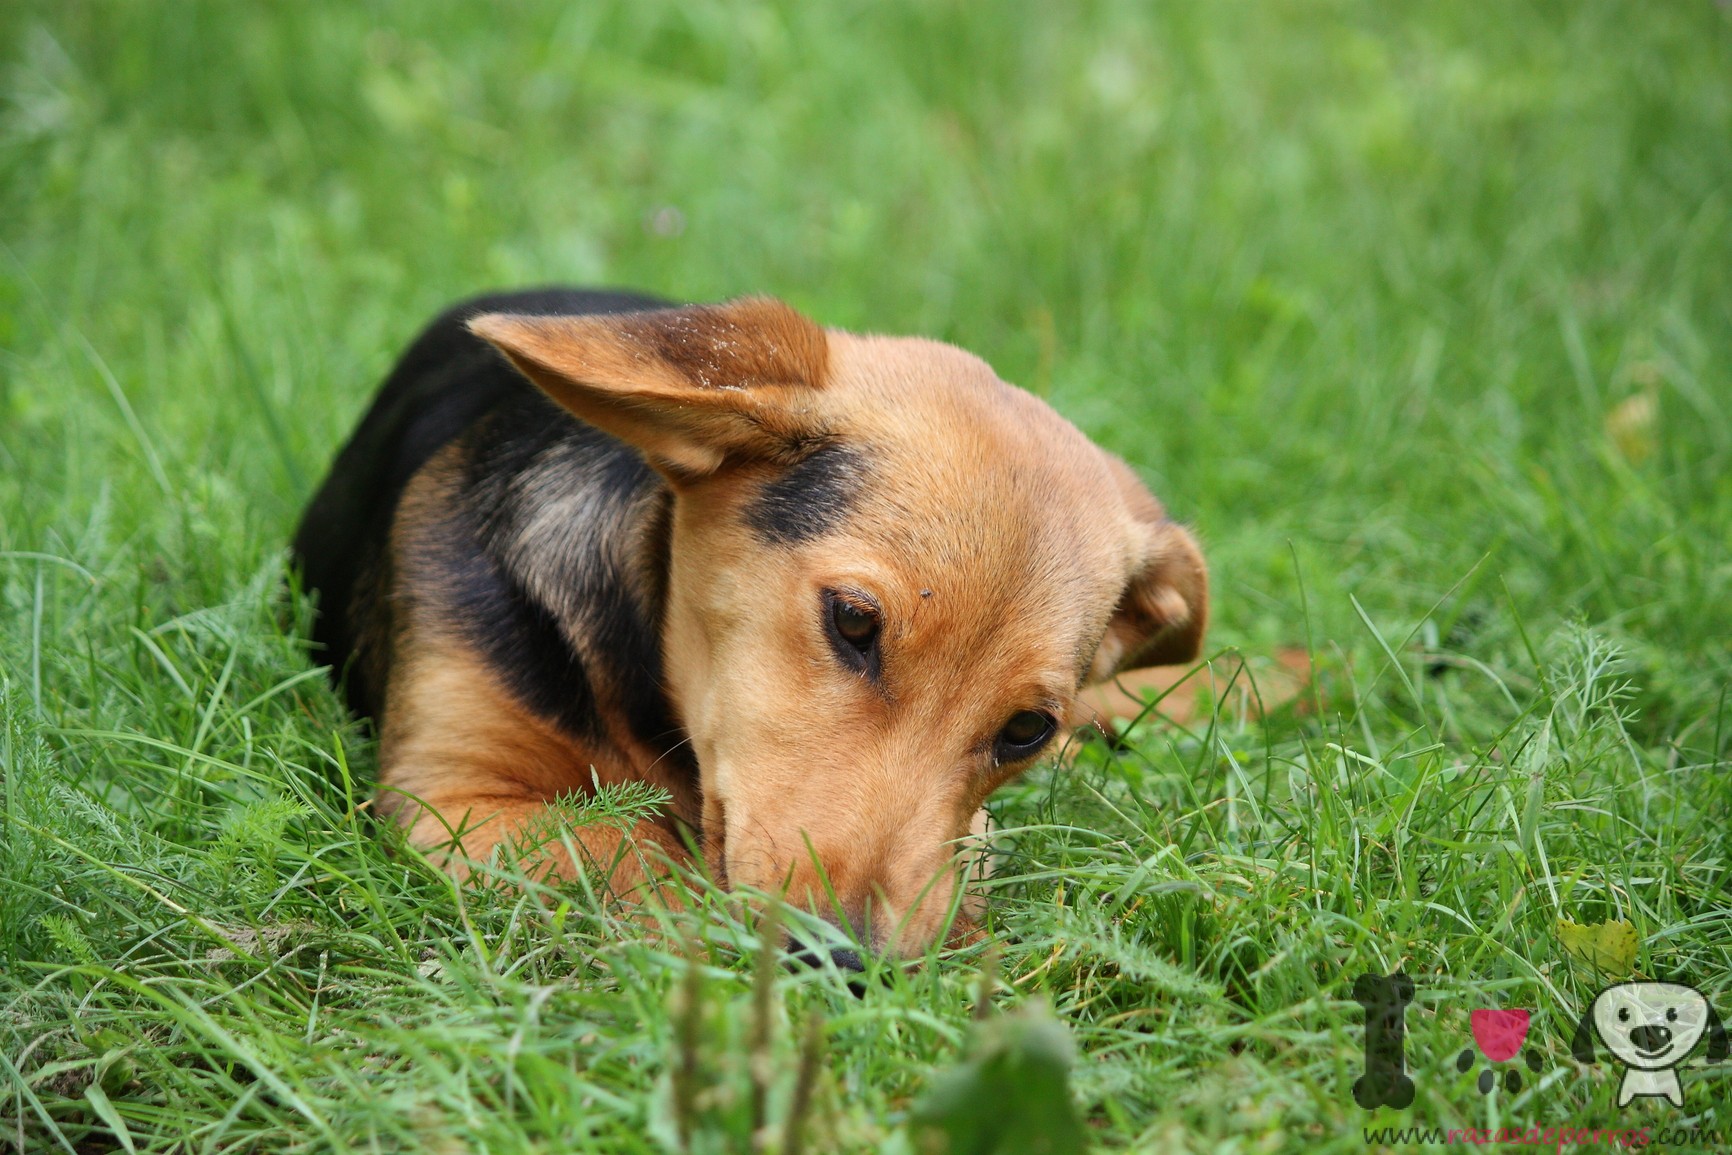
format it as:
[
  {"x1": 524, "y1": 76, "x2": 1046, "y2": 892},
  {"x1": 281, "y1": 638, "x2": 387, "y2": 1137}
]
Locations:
[{"x1": 2, "y1": 2, "x2": 1730, "y2": 1151}]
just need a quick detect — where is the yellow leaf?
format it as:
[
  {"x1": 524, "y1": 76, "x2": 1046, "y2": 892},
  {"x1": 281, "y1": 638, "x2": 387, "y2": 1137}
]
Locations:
[{"x1": 1557, "y1": 918, "x2": 1638, "y2": 977}]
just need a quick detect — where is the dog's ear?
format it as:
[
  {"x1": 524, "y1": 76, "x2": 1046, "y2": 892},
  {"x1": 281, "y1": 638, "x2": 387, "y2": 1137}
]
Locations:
[
  {"x1": 1570, "y1": 1008, "x2": 1598, "y2": 1064},
  {"x1": 1089, "y1": 457, "x2": 1208, "y2": 678},
  {"x1": 1703, "y1": 998, "x2": 1728, "y2": 1062},
  {"x1": 468, "y1": 297, "x2": 829, "y2": 480}
]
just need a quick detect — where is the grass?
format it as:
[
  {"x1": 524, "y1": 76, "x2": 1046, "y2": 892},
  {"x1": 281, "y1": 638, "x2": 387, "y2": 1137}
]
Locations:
[{"x1": 3, "y1": 1, "x2": 1731, "y2": 1150}]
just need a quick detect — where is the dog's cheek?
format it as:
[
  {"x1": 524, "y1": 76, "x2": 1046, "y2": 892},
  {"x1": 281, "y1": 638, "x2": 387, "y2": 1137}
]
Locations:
[{"x1": 701, "y1": 791, "x2": 728, "y2": 881}]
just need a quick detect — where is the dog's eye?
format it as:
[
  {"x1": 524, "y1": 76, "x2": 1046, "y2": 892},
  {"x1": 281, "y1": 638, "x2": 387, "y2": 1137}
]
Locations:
[
  {"x1": 1618, "y1": 1007, "x2": 1630, "y2": 1022},
  {"x1": 1667, "y1": 1007, "x2": 1678, "y2": 1022},
  {"x1": 995, "y1": 710, "x2": 1056, "y2": 762},
  {"x1": 832, "y1": 599, "x2": 879, "y2": 649},
  {"x1": 824, "y1": 591, "x2": 882, "y2": 678}
]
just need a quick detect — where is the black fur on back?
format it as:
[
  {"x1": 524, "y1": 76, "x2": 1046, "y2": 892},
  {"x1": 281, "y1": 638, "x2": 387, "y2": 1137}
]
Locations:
[{"x1": 290, "y1": 287, "x2": 674, "y2": 726}]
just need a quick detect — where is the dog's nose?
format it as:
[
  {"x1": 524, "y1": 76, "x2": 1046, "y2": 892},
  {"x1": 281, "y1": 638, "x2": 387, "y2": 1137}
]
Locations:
[
  {"x1": 785, "y1": 936, "x2": 869, "y2": 973},
  {"x1": 1631, "y1": 1025, "x2": 1673, "y2": 1054}
]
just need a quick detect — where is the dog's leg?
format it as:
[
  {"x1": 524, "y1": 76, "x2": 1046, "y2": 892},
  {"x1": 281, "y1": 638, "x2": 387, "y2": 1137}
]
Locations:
[
  {"x1": 376, "y1": 636, "x2": 692, "y2": 894},
  {"x1": 396, "y1": 794, "x2": 683, "y2": 890}
]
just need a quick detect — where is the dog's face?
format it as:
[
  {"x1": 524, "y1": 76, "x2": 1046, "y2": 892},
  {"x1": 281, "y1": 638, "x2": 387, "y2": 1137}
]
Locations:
[
  {"x1": 473, "y1": 299, "x2": 1206, "y2": 954},
  {"x1": 1589, "y1": 983, "x2": 1714, "y2": 1070}
]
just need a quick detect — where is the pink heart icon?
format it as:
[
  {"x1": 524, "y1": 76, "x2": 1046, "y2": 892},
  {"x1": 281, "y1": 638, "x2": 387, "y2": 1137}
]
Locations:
[{"x1": 1470, "y1": 1009, "x2": 1531, "y2": 1062}]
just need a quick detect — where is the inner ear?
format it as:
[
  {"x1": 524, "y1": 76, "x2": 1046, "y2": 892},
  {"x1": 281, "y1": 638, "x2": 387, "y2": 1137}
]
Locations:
[
  {"x1": 468, "y1": 297, "x2": 830, "y2": 479},
  {"x1": 1093, "y1": 518, "x2": 1208, "y2": 677},
  {"x1": 1088, "y1": 454, "x2": 1208, "y2": 679}
]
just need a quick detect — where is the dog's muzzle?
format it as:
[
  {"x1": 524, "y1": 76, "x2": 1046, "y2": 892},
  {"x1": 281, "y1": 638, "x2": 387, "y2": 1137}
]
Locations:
[{"x1": 787, "y1": 937, "x2": 867, "y2": 974}]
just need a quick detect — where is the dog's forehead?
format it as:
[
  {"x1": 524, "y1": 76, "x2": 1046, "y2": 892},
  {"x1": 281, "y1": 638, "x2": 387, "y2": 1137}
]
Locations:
[
  {"x1": 820, "y1": 332, "x2": 1135, "y2": 535},
  {"x1": 727, "y1": 331, "x2": 1148, "y2": 661},
  {"x1": 826, "y1": 333, "x2": 1105, "y2": 456}
]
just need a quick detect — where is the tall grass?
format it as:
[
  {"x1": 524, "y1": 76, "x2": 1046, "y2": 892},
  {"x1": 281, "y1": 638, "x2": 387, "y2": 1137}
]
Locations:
[{"x1": 3, "y1": 2, "x2": 1730, "y2": 1150}]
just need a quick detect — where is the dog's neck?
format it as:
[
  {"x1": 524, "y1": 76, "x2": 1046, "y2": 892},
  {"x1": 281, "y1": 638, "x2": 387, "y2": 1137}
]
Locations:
[{"x1": 460, "y1": 414, "x2": 702, "y2": 825}]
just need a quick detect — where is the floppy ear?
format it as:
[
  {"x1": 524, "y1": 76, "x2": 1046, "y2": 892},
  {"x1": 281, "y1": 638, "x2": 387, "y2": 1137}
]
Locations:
[
  {"x1": 1089, "y1": 457, "x2": 1209, "y2": 679},
  {"x1": 1570, "y1": 1008, "x2": 1598, "y2": 1064},
  {"x1": 468, "y1": 297, "x2": 829, "y2": 480},
  {"x1": 1703, "y1": 999, "x2": 1728, "y2": 1062}
]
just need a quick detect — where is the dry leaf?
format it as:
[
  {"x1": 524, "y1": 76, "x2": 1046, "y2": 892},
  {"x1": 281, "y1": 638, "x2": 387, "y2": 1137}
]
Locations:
[
  {"x1": 1557, "y1": 918, "x2": 1638, "y2": 977},
  {"x1": 1075, "y1": 647, "x2": 1311, "y2": 728}
]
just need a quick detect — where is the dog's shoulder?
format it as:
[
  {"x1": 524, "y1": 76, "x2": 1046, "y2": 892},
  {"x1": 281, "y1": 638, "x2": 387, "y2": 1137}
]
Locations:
[{"x1": 292, "y1": 287, "x2": 673, "y2": 715}]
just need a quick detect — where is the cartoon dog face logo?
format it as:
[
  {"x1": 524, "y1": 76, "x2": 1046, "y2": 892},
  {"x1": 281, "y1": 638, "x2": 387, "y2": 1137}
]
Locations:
[{"x1": 1571, "y1": 982, "x2": 1727, "y2": 1107}]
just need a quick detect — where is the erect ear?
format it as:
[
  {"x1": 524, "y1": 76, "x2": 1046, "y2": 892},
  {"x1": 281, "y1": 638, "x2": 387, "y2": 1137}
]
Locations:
[
  {"x1": 467, "y1": 297, "x2": 829, "y2": 480},
  {"x1": 1089, "y1": 457, "x2": 1209, "y2": 680}
]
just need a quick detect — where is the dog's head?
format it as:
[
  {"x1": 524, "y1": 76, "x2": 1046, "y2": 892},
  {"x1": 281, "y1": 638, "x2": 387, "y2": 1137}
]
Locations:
[
  {"x1": 471, "y1": 298, "x2": 1206, "y2": 955},
  {"x1": 1572, "y1": 982, "x2": 1727, "y2": 1071}
]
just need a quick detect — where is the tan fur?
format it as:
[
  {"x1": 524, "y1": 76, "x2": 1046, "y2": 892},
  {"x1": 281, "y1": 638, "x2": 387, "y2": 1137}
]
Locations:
[
  {"x1": 468, "y1": 299, "x2": 829, "y2": 479},
  {"x1": 379, "y1": 298, "x2": 1206, "y2": 955},
  {"x1": 376, "y1": 444, "x2": 697, "y2": 890},
  {"x1": 377, "y1": 637, "x2": 688, "y2": 888}
]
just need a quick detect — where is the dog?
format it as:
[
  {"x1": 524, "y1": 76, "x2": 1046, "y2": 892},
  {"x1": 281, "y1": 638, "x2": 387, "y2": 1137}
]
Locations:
[
  {"x1": 292, "y1": 288, "x2": 1207, "y2": 961},
  {"x1": 1571, "y1": 982, "x2": 1727, "y2": 1107}
]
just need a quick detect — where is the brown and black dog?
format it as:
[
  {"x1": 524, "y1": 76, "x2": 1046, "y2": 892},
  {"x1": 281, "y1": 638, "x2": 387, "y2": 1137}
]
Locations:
[{"x1": 293, "y1": 288, "x2": 1206, "y2": 960}]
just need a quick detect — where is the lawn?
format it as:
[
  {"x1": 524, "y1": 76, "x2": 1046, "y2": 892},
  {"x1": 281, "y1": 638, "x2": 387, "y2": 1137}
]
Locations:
[{"x1": 3, "y1": 2, "x2": 1731, "y2": 1151}]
